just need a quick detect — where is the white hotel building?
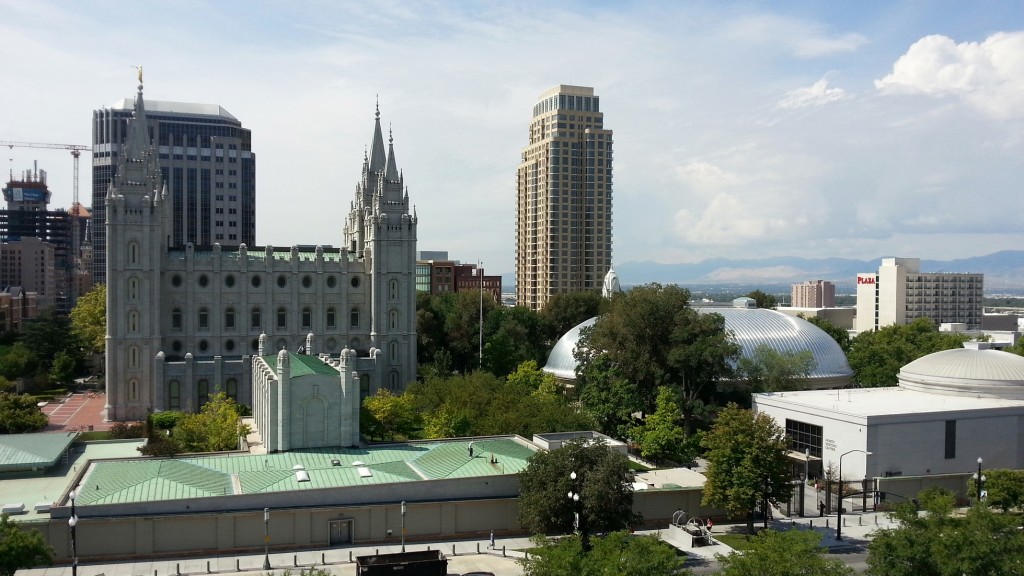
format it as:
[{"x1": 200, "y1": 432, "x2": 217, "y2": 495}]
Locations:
[{"x1": 855, "y1": 257, "x2": 983, "y2": 333}]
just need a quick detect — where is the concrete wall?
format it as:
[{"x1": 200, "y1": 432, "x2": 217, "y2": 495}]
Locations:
[
  {"x1": 875, "y1": 473, "x2": 971, "y2": 505},
  {"x1": 44, "y1": 498, "x2": 523, "y2": 562},
  {"x1": 39, "y1": 484, "x2": 722, "y2": 562}
]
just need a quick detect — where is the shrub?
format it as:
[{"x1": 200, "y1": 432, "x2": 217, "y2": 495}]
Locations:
[
  {"x1": 109, "y1": 421, "x2": 146, "y2": 439},
  {"x1": 150, "y1": 411, "x2": 186, "y2": 430}
]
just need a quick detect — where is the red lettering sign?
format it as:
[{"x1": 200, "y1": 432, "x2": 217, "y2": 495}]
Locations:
[{"x1": 857, "y1": 277, "x2": 875, "y2": 285}]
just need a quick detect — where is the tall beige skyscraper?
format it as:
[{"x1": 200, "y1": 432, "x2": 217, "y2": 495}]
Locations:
[{"x1": 516, "y1": 85, "x2": 613, "y2": 310}]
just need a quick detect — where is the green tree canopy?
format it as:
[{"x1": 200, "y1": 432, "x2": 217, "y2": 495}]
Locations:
[
  {"x1": 482, "y1": 305, "x2": 548, "y2": 377},
  {"x1": 20, "y1": 310, "x2": 82, "y2": 372},
  {"x1": 408, "y1": 367, "x2": 593, "y2": 440},
  {"x1": 0, "y1": 392, "x2": 48, "y2": 433},
  {"x1": 520, "y1": 531, "x2": 685, "y2": 576},
  {"x1": 360, "y1": 389, "x2": 421, "y2": 441},
  {"x1": 717, "y1": 529, "x2": 853, "y2": 576},
  {"x1": 801, "y1": 314, "x2": 851, "y2": 353},
  {"x1": 416, "y1": 291, "x2": 502, "y2": 375},
  {"x1": 0, "y1": 514, "x2": 53, "y2": 576},
  {"x1": 744, "y1": 289, "x2": 778, "y2": 310},
  {"x1": 867, "y1": 497, "x2": 1024, "y2": 576},
  {"x1": 517, "y1": 438, "x2": 637, "y2": 536},
  {"x1": 539, "y1": 290, "x2": 604, "y2": 343},
  {"x1": 736, "y1": 343, "x2": 816, "y2": 393},
  {"x1": 70, "y1": 283, "x2": 106, "y2": 355},
  {"x1": 631, "y1": 386, "x2": 692, "y2": 465},
  {"x1": 48, "y1": 350, "x2": 78, "y2": 386},
  {"x1": 576, "y1": 283, "x2": 740, "y2": 435},
  {"x1": 701, "y1": 404, "x2": 792, "y2": 534},
  {"x1": 847, "y1": 318, "x2": 968, "y2": 387},
  {"x1": 173, "y1": 393, "x2": 248, "y2": 452},
  {"x1": 0, "y1": 343, "x2": 38, "y2": 382},
  {"x1": 970, "y1": 468, "x2": 1024, "y2": 512}
]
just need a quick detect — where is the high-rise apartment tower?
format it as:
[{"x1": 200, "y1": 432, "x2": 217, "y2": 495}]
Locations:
[
  {"x1": 516, "y1": 85, "x2": 613, "y2": 310},
  {"x1": 92, "y1": 93, "x2": 255, "y2": 284}
]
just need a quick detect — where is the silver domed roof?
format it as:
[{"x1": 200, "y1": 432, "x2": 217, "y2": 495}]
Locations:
[
  {"x1": 898, "y1": 348, "x2": 1024, "y2": 399},
  {"x1": 544, "y1": 317, "x2": 597, "y2": 380},
  {"x1": 543, "y1": 308, "x2": 853, "y2": 385}
]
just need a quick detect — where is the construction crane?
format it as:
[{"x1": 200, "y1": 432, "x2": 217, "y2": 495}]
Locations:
[
  {"x1": 1, "y1": 141, "x2": 90, "y2": 210},
  {"x1": 2, "y1": 141, "x2": 93, "y2": 297}
]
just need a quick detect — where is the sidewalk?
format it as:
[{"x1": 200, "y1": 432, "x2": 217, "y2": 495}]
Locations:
[{"x1": 17, "y1": 535, "x2": 536, "y2": 576}]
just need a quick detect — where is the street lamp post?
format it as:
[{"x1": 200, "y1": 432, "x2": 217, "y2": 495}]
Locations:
[
  {"x1": 263, "y1": 507, "x2": 271, "y2": 570},
  {"x1": 837, "y1": 449, "x2": 872, "y2": 541},
  {"x1": 68, "y1": 490, "x2": 78, "y2": 576},
  {"x1": 974, "y1": 457, "x2": 986, "y2": 505},
  {"x1": 478, "y1": 261, "x2": 484, "y2": 368},
  {"x1": 567, "y1": 471, "x2": 590, "y2": 552},
  {"x1": 401, "y1": 500, "x2": 407, "y2": 553},
  {"x1": 763, "y1": 483, "x2": 772, "y2": 529}
]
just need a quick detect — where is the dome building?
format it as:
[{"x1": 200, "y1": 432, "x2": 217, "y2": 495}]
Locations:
[
  {"x1": 543, "y1": 300, "x2": 854, "y2": 388},
  {"x1": 754, "y1": 342, "x2": 1024, "y2": 483}
]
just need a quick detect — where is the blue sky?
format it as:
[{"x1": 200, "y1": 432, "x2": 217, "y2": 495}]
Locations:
[{"x1": 3, "y1": 1, "x2": 1023, "y2": 276}]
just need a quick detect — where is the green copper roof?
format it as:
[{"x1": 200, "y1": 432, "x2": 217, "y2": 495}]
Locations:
[
  {"x1": 73, "y1": 438, "x2": 537, "y2": 505},
  {"x1": 0, "y1": 432, "x2": 77, "y2": 472},
  {"x1": 261, "y1": 353, "x2": 339, "y2": 378}
]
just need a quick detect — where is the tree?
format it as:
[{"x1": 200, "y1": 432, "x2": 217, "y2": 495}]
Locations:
[
  {"x1": 520, "y1": 531, "x2": 685, "y2": 576},
  {"x1": 482, "y1": 306, "x2": 548, "y2": 377},
  {"x1": 0, "y1": 343, "x2": 37, "y2": 381},
  {"x1": 631, "y1": 386, "x2": 691, "y2": 464},
  {"x1": 0, "y1": 392, "x2": 48, "y2": 433},
  {"x1": 48, "y1": 350, "x2": 77, "y2": 386},
  {"x1": 745, "y1": 289, "x2": 778, "y2": 310},
  {"x1": 847, "y1": 318, "x2": 968, "y2": 387},
  {"x1": 801, "y1": 314, "x2": 851, "y2": 353},
  {"x1": 173, "y1": 393, "x2": 249, "y2": 452},
  {"x1": 716, "y1": 529, "x2": 852, "y2": 576},
  {"x1": 70, "y1": 284, "x2": 106, "y2": 355},
  {"x1": 970, "y1": 469, "x2": 1024, "y2": 512},
  {"x1": 736, "y1": 344, "x2": 816, "y2": 393},
  {"x1": 576, "y1": 283, "x2": 740, "y2": 435},
  {"x1": 20, "y1": 310, "x2": 81, "y2": 372},
  {"x1": 505, "y1": 360, "x2": 558, "y2": 394},
  {"x1": 416, "y1": 291, "x2": 502, "y2": 375},
  {"x1": 867, "y1": 497, "x2": 1024, "y2": 576},
  {"x1": 540, "y1": 291, "x2": 604, "y2": 343},
  {"x1": 577, "y1": 354, "x2": 643, "y2": 439},
  {"x1": 0, "y1": 513, "x2": 53, "y2": 576},
  {"x1": 701, "y1": 404, "x2": 792, "y2": 534},
  {"x1": 361, "y1": 389, "x2": 421, "y2": 441},
  {"x1": 517, "y1": 439, "x2": 637, "y2": 536},
  {"x1": 409, "y1": 369, "x2": 593, "y2": 440}
]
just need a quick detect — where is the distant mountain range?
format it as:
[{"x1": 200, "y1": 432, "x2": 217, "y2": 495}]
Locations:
[{"x1": 500, "y1": 250, "x2": 1024, "y2": 295}]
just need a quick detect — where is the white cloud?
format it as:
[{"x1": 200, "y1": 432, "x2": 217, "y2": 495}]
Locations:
[
  {"x1": 721, "y1": 14, "x2": 868, "y2": 59},
  {"x1": 776, "y1": 78, "x2": 848, "y2": 109},
  {"x1": 875, "y1": 32, "x2": 1024, "y2": 119}
]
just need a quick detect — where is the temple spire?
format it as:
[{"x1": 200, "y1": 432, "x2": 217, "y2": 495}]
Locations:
[
  {"x1": 123, "y1": 82, "x2": 150, "y2": 161},
  {"x1": 368, "y1": 100, "x2": 386, "y2": 173},
  {"x1": 385, "y1": 124, "x2": 399, "y2": 181}
]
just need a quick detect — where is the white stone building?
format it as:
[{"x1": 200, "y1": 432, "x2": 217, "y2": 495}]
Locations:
[
  {"x1": 105, "y1": 83, "x2": 418, "y2": 421},
  {"x1": 855, "y1": 257, "x2": 983, "y2": 333},
  {"x1": 754, "y1": 344, "x2": 1024, "y2": 482}
]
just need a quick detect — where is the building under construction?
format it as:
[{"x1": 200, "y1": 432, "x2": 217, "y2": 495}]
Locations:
[{"x1": 0, "y1": 163, "x2": 91, "y2": 313}]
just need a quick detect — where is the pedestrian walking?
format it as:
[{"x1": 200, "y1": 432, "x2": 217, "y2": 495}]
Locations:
[
  {"x1": 819, "y1": 501, "x2": 825, "y2": 517},
  {"x1": 489, "y1": 530, "x2": 495, "y2": 549}
]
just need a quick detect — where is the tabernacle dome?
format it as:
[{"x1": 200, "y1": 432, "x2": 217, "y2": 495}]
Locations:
[
  {"x1": 543, "y1": 306, "x2": 853, "y2": 388},
  {"x1": 898, "y1": 345, "x2": 1024, "y2": 400}
]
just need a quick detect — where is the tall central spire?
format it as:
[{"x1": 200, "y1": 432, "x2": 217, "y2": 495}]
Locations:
[
  {"x1": 123, "y1": 83, "x2": 150, "y2": 161},
  {"x1": 368, "y1": 102, "x2": 387, "y2": 173}
]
